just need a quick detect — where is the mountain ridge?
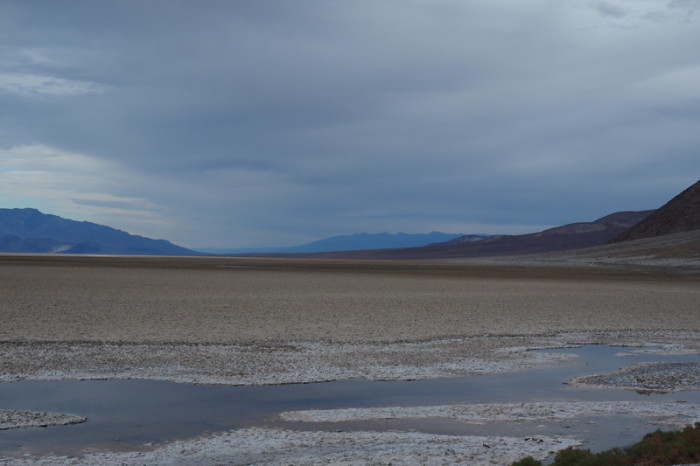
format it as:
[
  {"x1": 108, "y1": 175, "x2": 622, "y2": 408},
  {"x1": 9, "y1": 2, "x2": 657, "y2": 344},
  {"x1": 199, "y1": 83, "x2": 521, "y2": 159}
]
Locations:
[
  {"x1": 4, "y1": 178, "x2": 697, "y2": 258},
  {"x1": 611, "y1": 179, "x2": 700, "y2": 243},
  {"x1": 0, "y1": 208, "x2": 195, "y2": 255},
  {"x1": 284, "y1": 179, "x2": 700, "y2": 260},
  {"x1": 280, "y1": 210, "x2": 655, "y2": 260}
]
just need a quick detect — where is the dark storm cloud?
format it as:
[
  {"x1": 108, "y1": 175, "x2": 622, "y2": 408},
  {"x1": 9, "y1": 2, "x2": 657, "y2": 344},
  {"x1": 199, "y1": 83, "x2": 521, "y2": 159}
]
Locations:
[{"x1": 1, "y1": 1, "x2": 698, "y2": 247}]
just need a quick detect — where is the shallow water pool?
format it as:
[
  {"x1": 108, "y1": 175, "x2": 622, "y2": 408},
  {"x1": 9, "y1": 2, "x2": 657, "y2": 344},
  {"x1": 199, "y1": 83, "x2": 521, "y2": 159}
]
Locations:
[{"x1": 0, "y1": 345, "x2": 698, "y2": 457}]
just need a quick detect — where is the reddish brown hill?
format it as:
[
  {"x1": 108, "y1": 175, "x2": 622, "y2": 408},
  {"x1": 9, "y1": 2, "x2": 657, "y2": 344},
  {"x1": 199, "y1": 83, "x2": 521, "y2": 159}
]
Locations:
[{"x1": 611, "y1": 180, "x2": 700, "y2": 243}]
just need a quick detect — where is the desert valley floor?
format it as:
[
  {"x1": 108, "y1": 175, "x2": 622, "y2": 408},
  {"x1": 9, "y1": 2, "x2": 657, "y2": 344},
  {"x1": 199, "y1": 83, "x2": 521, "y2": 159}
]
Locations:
[{"x1": 1, "y1": 254, "x2": 699, "y2": 464}]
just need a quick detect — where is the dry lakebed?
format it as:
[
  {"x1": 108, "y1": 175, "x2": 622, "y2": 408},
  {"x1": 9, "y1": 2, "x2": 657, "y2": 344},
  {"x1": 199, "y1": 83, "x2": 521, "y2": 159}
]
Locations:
[{"x1": 1, "y1": 254, "x2": 699, "y2": 464}]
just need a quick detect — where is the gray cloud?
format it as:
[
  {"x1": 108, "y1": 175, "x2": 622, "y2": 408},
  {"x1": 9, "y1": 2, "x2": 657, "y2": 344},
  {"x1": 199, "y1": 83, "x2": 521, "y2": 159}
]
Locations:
[
  {"x1": 591, "y1": 2, "x2": 628, "y2": 18},
  {"x1": 1, "y1": 1, "x2": 698, "y2": 247}
]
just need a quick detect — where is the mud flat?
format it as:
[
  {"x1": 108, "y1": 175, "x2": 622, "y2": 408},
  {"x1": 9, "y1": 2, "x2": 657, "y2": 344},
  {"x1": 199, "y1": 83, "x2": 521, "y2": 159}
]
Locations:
[{"x1": 1, "y1": 255, "x2": 699, "y2": 464}]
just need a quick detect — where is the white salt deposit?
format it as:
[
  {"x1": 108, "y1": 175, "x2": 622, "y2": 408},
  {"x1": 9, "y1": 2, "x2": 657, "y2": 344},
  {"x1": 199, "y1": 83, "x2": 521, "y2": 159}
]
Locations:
[
  {"x1": 0, "y1": 410, "x2": 86, "y2": 430},
  {"x1": 280, "y1": 401, "x2": 700, "y2": 428},
  {"x1": 0, "y1": 427, "x2": 581, "y2": 466}
]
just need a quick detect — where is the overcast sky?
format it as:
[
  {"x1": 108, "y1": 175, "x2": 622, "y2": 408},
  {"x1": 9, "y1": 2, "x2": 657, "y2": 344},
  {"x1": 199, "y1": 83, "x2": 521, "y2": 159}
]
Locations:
[{"x1": 1, "y1": 1, "x2": 698, "y2": 248}]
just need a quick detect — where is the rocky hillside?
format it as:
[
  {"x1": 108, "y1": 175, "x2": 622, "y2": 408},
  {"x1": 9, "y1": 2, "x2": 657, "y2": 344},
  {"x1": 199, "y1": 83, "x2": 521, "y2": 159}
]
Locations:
[{"x1": 611, "y1": 180, "x2": 700, "y2": 243}]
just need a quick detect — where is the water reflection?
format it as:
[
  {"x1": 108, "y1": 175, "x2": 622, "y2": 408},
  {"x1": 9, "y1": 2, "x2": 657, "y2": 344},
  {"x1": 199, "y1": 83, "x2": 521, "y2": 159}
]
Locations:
[{"x1": 0, "y1": 345, "x2": 697, "y2": 457}]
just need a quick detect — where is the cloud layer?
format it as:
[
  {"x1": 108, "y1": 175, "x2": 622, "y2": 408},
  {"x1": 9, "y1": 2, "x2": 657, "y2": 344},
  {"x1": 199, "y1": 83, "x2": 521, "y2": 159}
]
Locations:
[{"x1": 1, "y1": 1, "x2": 698, "y2": 247}]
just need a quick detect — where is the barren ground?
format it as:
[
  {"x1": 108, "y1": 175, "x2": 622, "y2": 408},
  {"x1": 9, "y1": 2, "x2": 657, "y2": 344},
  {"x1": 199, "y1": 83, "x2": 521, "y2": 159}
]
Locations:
[
  {"x1": 2, "y1": 255, "x2": 699, "y2": 344},
  {"x1": 1, "y1": 254, "x2": 699, "y2": 464}
]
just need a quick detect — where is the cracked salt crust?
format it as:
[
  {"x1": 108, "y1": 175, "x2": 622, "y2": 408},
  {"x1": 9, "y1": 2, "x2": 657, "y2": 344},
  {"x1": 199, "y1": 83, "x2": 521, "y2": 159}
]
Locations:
[
  {"x1": 1, "y1": 331, "x2": 697, "y2": 386},
  {"x1": 280, "y1": 401, "x2": 700, "y2": 429},
  {"x1": 570, "y1": 361, "x2": 700, "y2": 393}
]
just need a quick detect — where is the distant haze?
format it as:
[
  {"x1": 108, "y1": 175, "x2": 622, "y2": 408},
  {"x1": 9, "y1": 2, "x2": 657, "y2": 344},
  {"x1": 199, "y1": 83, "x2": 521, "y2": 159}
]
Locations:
[
  {"x1": 197, "y1": 232, "x2": 468, "y2": 254},
  {"x1": 1, "y1": 1, "x2": 698, "y2": 248}
]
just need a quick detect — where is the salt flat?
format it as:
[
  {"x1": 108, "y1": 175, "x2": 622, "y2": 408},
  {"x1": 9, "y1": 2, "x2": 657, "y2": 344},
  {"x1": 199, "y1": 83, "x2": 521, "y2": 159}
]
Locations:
[
  {"x1": 1, "y1": 254, "x2": 698, "y2": 464},
  {"x1": 1, "y1": 255, "x2": 698, "y2": 344}
]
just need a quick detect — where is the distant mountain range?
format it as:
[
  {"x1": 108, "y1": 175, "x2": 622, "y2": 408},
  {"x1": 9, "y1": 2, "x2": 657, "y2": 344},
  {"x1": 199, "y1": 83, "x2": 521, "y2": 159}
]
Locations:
[
  {"x1": 0, "y1": 208, "x2": 195, "y2": 255},
  {"x1": 297, "y1": 179, "x2": 700, "y2": 260},
  {"x1": 288, "y1": 210, "x2": 656, "y2": 260},
  {"x1": 196, "y1": 232, "x2": 470, "y2": 254},
  {"x1": 2, "y1": 179, "x2": 697, "y2": 258}
]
